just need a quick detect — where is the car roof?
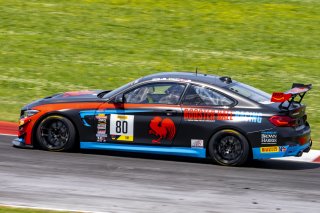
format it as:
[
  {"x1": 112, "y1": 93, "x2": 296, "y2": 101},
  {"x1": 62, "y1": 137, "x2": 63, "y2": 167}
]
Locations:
[{"x1": 138, "y1": 72, "x2": 235, "y2": 88}]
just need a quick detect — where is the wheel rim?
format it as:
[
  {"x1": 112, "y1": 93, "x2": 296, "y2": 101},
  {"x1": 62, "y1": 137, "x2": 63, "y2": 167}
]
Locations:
[
  {"x1": 216, "y1": 135, "x2": 242, "y2": 161},
  {"x1": 40, "y1": 119, "x2": 69, "y2": 150}
]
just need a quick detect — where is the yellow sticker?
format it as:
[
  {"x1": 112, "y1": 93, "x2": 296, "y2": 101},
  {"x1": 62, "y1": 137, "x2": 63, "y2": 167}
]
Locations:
[
  {"x1": 117, "y1": 115, "x2": 128, "y2": 119},
  {"x1": 117, "y1": 135, "x2": 134, "y2": 141},
  {"x1": 260, "y1": 146, "x2": 279, "y2": 153}
]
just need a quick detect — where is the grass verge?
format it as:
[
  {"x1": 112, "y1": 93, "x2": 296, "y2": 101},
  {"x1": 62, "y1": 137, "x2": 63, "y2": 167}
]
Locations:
[{"x1": 0, "y1": 206, "x2": 76, "y2": 213}]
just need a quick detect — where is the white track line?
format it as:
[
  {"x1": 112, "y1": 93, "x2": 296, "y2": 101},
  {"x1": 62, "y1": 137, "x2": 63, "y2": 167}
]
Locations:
[{"x1": 0, "y1": 133, "x2": 16, "y2": 137}]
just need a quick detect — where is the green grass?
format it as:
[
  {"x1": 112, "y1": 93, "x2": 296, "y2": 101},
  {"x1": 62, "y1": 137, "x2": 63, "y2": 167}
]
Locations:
[
  {"x1": 0, "y1": 206, "x2": 74, "y2": 213},
  {"x1": 0, "y1": 0, "x2": 319, "y2": 149}
]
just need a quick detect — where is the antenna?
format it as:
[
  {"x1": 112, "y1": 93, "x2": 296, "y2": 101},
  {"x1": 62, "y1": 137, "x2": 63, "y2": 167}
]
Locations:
[{"x1": 195, "y1": 67, "x2": 198, "y2": 76}]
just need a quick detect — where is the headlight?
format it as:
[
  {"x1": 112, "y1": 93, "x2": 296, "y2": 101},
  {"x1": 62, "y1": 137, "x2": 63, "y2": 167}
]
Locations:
[{"x1": 21, "y1": 109, "x2": 40, "y2": 118}]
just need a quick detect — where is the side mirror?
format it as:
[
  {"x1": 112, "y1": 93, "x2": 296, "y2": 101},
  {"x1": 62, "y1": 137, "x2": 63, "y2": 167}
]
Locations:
[{"x1": 114, "y1": 94, "x2": 124, "y2": 103}]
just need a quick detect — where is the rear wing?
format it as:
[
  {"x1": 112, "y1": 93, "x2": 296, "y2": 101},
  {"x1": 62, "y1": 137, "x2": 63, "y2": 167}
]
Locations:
[{"x1": 271, "y1": 83, "x2": 312, "y2": 110}]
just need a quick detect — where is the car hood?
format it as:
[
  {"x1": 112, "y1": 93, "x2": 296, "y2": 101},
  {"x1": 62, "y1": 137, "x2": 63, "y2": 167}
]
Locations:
[{"x1": 22, "y1": 90, "x2": 106, "y2": 110}]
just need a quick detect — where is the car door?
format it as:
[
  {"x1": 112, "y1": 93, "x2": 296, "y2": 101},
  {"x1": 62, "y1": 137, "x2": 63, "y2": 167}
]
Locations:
[
  {"x1": 97, "y1": 82, "x2": 187, "y2": 146},
  {"x1": 175, "y1": 84, "x2": 236, "y2": 148}
]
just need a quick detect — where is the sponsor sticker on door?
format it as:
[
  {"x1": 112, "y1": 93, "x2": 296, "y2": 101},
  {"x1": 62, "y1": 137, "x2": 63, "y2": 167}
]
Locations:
[
  {"x1": 96, "y1": 114, "x2": 108, "y2": 142},
  {"x1": 191, "y1": 139, "x2": 204, "y2": 148}
]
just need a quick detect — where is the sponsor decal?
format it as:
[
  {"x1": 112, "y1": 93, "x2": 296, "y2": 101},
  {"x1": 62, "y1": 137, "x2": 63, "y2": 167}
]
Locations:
[
  {"x1": 97, "y1": 123, "x2": 107, "y2": 129},
  {"x1": 260, "y1": 146, "x2": 279, "y2": 153},
  {"x1": 271, "y1": 92, "x2": 291, "y2": 102},
  {"x1": 261, "y1": 131, "x2": 277, "y2": 145},
  {"x1": 96, "y1": 114, "x2": 108, "y2": 142},
  {"x1": 260, "y1": 146, "x2": 287, "y2": 153},
  {"x1": 191, "y1": 139, "x2": 204, "y2": 148},
  {"x1": 233, "y1": 111, "x2": 262, "y2": 123},
  {"x1": 97, "y1": 116, "x2": 108, "y2": 120},
  {"x1": 111, "y1": 134, "x2": 133, "y2": 141},
  {"x1": 96, "y1": 133, "x2": 108, "y2": 137},
  {"x1": 149, "y1": 116, "x2": 176, "y2": 144},
  {"x1": 279, "y1": 146, "x2": 287, "y2": 152},
  {"x1": 184, "y1": 108, "x2": 232, "y2": 122},
  {"x1": 110, "y1": 114, "x2": 134, "y2": 142},
  {"x1": 183, "y1": 108, "x2": 262, "y2": 123}
]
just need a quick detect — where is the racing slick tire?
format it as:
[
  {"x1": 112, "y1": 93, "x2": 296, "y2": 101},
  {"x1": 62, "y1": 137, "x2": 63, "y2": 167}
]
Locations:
[
  {"x1": 208, "y1": 129, "x2": 249, "y2": 166},
  {"x1": 36, "y1": 115, "x2": 76, "y2": 151}
]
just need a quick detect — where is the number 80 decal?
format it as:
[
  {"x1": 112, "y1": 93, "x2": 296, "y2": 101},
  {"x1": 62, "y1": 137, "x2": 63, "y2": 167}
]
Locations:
[
  {"x1": 110, "y1": 114, "x2": 134, "y2": 141},
  {"x1": 115, "y1": 120, "x2": 128, "y2": 134}
]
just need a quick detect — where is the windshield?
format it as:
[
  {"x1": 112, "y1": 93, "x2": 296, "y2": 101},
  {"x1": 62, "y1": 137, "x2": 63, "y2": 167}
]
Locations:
[
  {"x1": 227, "y1": 82, "x2": 271, "y2": 104},
  {"x1": 100, "y1": 80, "x2": 137, "y2": 99}
]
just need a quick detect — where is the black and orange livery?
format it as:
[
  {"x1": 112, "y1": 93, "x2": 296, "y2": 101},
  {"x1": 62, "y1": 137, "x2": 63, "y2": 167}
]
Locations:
[{"x1": 13, "y1": 72, "x2": 312, "y2": 166}]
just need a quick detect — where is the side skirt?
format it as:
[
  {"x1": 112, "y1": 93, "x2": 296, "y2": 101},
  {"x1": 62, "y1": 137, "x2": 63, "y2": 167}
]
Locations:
[{"x1": 80, "y1": 142, "x2": 206, "y2": 158}]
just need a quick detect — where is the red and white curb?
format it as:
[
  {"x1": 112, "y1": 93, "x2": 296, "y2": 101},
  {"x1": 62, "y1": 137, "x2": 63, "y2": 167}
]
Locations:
[
  {"x1": 0, "y1": 121, "x2": 18, "y2": 136},
  {"x1": 0, "y1": 121, "x2": 319, "y2": 163},
  {"x1": 274, "y1": 150, "x2": 320, "y2": 163}
]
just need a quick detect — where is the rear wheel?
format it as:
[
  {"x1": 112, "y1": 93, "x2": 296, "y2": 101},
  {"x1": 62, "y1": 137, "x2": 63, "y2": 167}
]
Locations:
[
  {"x1": 36, "y1": 115, "x2": 76, "y2": 151},
  {"x1": 208, "y1": 129, "x2": 249, "y2": 166}
]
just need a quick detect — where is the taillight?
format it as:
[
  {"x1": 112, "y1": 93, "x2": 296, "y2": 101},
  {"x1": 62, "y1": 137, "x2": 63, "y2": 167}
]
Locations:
[{"x1": 269, "y1": 115, "x2": 296, "y2": 127}]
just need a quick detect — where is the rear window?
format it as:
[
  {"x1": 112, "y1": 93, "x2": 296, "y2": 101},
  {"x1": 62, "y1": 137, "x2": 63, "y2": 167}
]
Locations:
[
  {"x1": 182, "y1": 84, "x2": 234, "y2": 106},
  {"x1": 227, "y1": 82, "x2": 271, "y2": 104}
]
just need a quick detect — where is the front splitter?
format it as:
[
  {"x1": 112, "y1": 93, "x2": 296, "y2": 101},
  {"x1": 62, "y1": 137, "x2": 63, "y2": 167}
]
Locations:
[{"x1": 12, "y1": 138, "x2": 33, "y2": 149}]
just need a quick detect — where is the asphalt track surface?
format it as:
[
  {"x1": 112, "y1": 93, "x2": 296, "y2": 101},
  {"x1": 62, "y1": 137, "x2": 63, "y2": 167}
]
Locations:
[{"x1": 0, "y1": 135, "x2": 320, "y2": 213}]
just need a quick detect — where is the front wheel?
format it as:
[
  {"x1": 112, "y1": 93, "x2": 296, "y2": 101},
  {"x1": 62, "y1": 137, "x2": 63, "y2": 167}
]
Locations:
[
  {"x1": 36, "y1": 115, "x2": 76, "y2": 151},
  {"x1": 208, "y1": 129, "x2": 249, "y2": 166}
]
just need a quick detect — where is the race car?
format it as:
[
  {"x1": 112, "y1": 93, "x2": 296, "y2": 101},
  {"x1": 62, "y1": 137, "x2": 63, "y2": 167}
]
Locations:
[{"x1": 12, "y1": 72, "x2": 312, "y2": 166}]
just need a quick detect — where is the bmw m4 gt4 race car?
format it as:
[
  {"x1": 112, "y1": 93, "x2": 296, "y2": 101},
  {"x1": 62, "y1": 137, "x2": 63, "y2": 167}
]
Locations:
[{"x1": 12, "y1": 72, "x2": 312, "y2": 166}]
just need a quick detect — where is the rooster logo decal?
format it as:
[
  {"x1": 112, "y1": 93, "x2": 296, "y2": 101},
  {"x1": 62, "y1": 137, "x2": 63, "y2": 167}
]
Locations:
[{"x1": 149, "y1": 116, "x2": 176, "y2": 144}]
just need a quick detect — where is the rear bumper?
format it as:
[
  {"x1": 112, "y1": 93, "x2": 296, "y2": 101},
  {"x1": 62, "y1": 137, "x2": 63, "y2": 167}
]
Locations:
[{"x1": 252, "y1": 139, "x2": 312, "y2": 159}]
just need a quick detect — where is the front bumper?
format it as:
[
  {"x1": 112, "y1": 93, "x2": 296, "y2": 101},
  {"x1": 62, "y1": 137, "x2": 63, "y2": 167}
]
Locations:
[
  {"x1": 12, "y1": 138, "x2": 33, "y2": 149},
  {"x1": 252, "y1": 139, "x2": 312, "y2": 160}
]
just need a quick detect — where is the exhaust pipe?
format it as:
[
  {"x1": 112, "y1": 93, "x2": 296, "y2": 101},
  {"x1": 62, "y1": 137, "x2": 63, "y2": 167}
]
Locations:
[
  {"x1": 303, "y1": 139, "x2": 312, "y2": 153},
  {"x1": 296, "y1": 151, "x2": 303, "y2": 157},
  {"x1": 303, "y1": 146, "x2": 311, "y2": 153}
]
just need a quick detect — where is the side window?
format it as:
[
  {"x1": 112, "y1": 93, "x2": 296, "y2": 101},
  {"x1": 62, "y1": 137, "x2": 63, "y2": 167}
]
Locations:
[
  {"x1": 182, "y1": 85, "x2": 234, "y2": 106},
  {"x1": 124, "y1": 83, "x2": 186, "y2": 104}
]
